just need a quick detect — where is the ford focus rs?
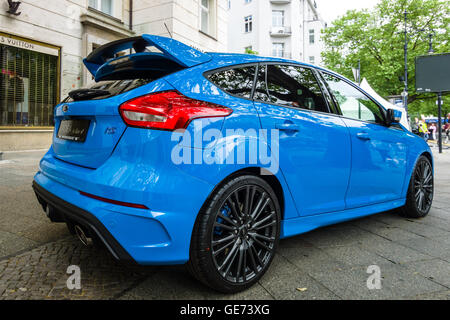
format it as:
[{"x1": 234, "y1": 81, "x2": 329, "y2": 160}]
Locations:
[{"x1": 33, "y1": 34, "x2": 433, "y2": 293}]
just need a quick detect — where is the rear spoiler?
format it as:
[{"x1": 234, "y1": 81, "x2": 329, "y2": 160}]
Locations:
[{"x1": 83, "y1": 34, "x2": 212, "y2": 78}]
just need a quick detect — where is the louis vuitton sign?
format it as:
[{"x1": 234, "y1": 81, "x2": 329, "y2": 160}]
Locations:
[{"x1": 0, "y1": 33, "x2": 59, "y2": 56}]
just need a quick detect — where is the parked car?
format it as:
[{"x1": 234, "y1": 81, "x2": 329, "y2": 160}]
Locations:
[{"x1": 33, "y1": 35, "x2": 433, "y2": 293}]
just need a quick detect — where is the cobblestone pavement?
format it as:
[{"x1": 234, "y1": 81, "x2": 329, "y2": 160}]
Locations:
[{"x1": 0, "y1": 149, "x2": 449, "y2": 300}]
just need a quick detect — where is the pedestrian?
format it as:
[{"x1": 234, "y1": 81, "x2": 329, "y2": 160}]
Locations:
[
  {"x1": 418, "y1": 120, "x2": 429, "y2": 141},
  {"x1": 444, "y1": 121, "x2": 450, "y2": 144},
  {"x1": 412, "y1": 118, "x2": 420, "y2": 134},
  {"x1": 429, "y1": 122, "x2": 437, "y2": 141}
]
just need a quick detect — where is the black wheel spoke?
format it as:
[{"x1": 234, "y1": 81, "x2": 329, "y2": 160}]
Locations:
[
  {"x1": 247, "y1": 243, "x2": 259, "y2": 273},
  {"x1": 244, "y1": 186, "x2": 250, "y2": 216},
  {"x1": 250, "y1": 234, "x2": 273, "y2": 252},
  {"x1": 235, "y1": 246, "x2": 244, "y2": 281},
  {"x1": 218, "y1": 212, "x2": 238, "y2": 227},
  {"x1": 251, "y1": 211, "x2": 275, "y2": 229},
  {"x1": 213, "y1": 237, "x2": 237, "y2": 256},
  {"x1": 252, "y1": 220, "x2": 276, "y2": 230},
  {"x1": 212, "y1": 234, "x2": 236, "y2": 246},
  {"x1": 228, "y1": 197, "x2": 242, "y2": 222},
  {"x1": 214, "y1": 222, "x2": 236, "y2": 231},
  {"x1": 250, "y1": 192, "x2": 267, "y2": 220},
  {"x1": 250, "y1": 232, "x2": 275, "y2": 243},
  {"x1": 219, "y1": 240, "x2": 239, "y2": 273}
]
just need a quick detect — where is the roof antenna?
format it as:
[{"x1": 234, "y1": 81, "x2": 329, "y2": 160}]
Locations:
[{"x1": 164, "y1": 22, "x2": 173, "y2": 38}]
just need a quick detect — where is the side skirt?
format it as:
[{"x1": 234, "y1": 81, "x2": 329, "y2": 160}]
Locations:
[{"x1": 281, "y1": 198, "x2": 406, "y2": 239}]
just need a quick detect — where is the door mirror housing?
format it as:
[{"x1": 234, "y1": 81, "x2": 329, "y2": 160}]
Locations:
[{"x1": 386, "y1": 109, "x2": 402, "y2": 126}]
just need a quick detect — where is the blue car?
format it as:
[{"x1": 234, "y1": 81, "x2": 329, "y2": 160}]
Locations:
[{"x1": 33, "y1": 34, "x2": 433, "y2": 293}]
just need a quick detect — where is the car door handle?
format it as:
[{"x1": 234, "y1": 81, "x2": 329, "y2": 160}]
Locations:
[
  {"x1": 275, "y1": 123, "x2": 300, "y2": 132},
  {"x1": 356, "y1": 132, "x2": 371, "y2": 140}
]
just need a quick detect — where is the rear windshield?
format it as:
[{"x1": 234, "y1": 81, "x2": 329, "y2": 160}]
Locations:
[{"x1": 63, "y1": 78, "x2": 152, "y2": 103}]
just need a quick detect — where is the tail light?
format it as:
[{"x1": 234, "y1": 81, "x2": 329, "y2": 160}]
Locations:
[{"x1": 119, "y1": 91, "x2": 232, "y2": 130}]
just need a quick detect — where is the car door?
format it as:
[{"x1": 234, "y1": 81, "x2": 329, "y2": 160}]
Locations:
[
  {"x1": 321, "y1": 72, "x2": 408, "y2": 209},
  {"x1": 253, "y1": 64, "x2": 351, "y2": 216}
]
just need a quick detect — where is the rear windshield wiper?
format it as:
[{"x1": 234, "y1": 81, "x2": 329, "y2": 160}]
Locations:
[{"x1": 68, "y1": 89, "x2": 111, "y2": 101}]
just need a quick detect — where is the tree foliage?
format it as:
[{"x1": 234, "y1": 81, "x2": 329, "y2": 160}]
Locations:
[{"x1": 321, "y1": 0, "x2": 450, "y2": 116}]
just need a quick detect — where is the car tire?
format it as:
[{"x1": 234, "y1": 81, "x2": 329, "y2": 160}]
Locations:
[
  {"x1": 187, "y1": 174, "x2": 281, "y2": 293},
  {"x1": 401, "y1": 155, "x2": 433, "y2": 218}
]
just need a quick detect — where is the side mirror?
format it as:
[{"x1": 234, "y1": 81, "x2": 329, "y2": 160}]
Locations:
[{"x1": 387, "y1": 109, "x2": 401, "y2": 126}]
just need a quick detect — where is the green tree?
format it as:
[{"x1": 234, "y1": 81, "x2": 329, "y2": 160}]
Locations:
[
  {"x1": 321, "y1": 0, "x2": 450, "y2": 116},
  {"x1": 244, "y1": 47, "x2": 259, "y2": 55}
]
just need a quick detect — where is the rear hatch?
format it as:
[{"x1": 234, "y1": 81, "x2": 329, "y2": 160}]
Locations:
[{"x1": 52, "y1": 35, "x2": 211, "y2": 169}]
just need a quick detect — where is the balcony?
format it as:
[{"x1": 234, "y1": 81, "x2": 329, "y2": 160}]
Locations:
[
  {"x1": 270, "y1": 26, "x2": 292, "y2": 37},
  {"x1": 271, "y1": 52, "x2": 292, "y2": 59},
  {"x1": 270, "y1": 0, "x2": 291, "y2": 4}
]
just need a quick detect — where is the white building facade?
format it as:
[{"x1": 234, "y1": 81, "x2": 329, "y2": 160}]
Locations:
[
  {"x1": 0, "y1": 0, "x2": 227, "y2": 150},
  {"x1": 227, "y1": 0, "x2": 326, "y2": 65}
]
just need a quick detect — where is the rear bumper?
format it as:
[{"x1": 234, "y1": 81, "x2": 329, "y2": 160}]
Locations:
[
  {"x1": 33, "y1": 180, "x2": 134, "y2": 262},
  {"x1": 32, "y1": 170, "x2": 203, "y2": 265}
]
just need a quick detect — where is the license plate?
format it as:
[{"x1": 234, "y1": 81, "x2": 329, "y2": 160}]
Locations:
[{"x1": 57, "y1": 119, "x2": 90, "y2": 142}]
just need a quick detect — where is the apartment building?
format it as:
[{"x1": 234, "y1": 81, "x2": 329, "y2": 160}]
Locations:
[
  {"x1": 0, "y1": 0, "x2": 227, "y2": 150},
  {"x1": 227, "y1": 0, "x2": 326, "y2": 65}
]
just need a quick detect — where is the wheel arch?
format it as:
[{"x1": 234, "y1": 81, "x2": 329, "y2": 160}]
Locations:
[
  {"x1": 197, "y1": 166, "x2": 286, "y2": 222},
  {"x1": 421, "y1": 151, "x2": 433, "y2": 170}
]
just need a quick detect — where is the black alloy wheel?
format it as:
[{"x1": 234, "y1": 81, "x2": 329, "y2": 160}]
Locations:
[
  {"x1": 188, "y1": 175, "x2": 281, "y2": 293},
  {"x1": 402, "y1": 155, "x2": 433, "y2": 218}
]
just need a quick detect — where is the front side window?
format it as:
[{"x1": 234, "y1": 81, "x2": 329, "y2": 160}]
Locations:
[
  {"x1": 244, "y1": 15, "x2": 253, "y2": 33},
  {"x1": 254, "y1": 64, "x2": 329, "y2": 113},
  {"x1": 89, "y1": 0, "x2": 113, "y2": 16},
  {"x1": 322, "y1": 73, "x2": 384, "y2": 124},
  {"x1": 272, "y1": 10, "x2": 284, "y2": 27},
  {"x1": 207, "y1": 66, "x2": 256, "y2": 99}
]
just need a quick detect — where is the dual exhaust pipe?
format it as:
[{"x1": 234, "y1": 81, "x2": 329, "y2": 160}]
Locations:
[
  {"x1": 74, "y1": 224, "x2": 94, "y2": 247},
  {"x1": 44, "y1": 204, "x2": 94, "y2": 247}
]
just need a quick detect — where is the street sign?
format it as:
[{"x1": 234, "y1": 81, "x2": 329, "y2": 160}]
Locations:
[{"x1": 415, "y1": 53, "x2": 450, "y2": 93}]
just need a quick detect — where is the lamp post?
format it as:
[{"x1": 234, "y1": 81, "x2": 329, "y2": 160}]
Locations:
[
  {"x1": 403, "y1": 10, "x2": 409, "y2": 113},
  {"x1": 427, "y1": 30, "x2": 436, "y2": 54}
]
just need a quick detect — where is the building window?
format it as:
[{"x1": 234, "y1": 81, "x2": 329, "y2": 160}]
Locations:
[
  {"x1": 244, "y1": 15, "x2": 253, "y2": 33},
  {"x1": 272, "y1": 10, "x2": 284, "y2": 27},
  {"x1": 89, "y1": 0, "x2": 113, "y2": 16},
  {"x1": 309, "y1": 29, "x2": 315, "y2": 44},
  {"x1": 200, "y1": 0, "x2": 217, "y2": 37},
  {"x1": 309, "y1": 56, "x2": 315, "y2": 64},
  {"x1": 0, "y1": 39, "x2": 59, "y2": 127},
  {"x1": 272, "y1": 43, "x2": 284, "y2": 58}
]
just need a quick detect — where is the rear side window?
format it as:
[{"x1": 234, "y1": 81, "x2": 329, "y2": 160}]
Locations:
[
  {"x1": 207, "y1": 66, "x2": 256, "y2": 99},
  {"x1": 254, "y1": 64, "x2": 329, "y2": 113}
]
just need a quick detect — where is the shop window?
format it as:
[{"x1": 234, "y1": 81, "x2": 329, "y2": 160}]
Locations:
[{"x1": 0, "y1": 44, "x2": 58, "y2": 127}]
